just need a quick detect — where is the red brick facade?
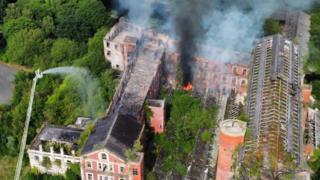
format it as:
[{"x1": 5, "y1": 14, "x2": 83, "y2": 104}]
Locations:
[{"x1": 148, "y1": 100, "x2": 165, "y2": 133}]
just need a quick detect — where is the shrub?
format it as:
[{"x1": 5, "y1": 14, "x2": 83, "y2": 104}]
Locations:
[
  {"x1": 55, "y1": 159, "x2": 61, "y2": 167},
  {"x1": 42, "y1": 156, "x2": 51, "y2": 169},
  {"x1": 77, "y1": 122, "x2": 95, "y2": 154},
  {"x1": 201, "y1": 130, "x2": 211, "y2": 142}
]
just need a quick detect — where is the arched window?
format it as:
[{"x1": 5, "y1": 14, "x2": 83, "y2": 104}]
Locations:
[{"x1": 101, "y1": 153, "x2": 107, "y2": 160}]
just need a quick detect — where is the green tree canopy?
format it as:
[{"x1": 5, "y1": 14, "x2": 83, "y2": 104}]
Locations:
[
  {"x1": 2, "y1": 16, "x2": 36, "y2": 38},
  {"x1": 50, "y1": 38, "x2": 83, "y2": 66},
  {"x1": 263, "y1": 19, "x2": 282, "y2": 36},
  {"x1": 4, "y1": 28, "x2": 48, "y2": 66}
]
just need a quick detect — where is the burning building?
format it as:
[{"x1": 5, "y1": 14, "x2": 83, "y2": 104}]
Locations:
[
  {"x1": 80, "y1": 32, "x2": 165, "y2": 180},
  {"x1": 245, "y1": 35, "x2": 302, "y2": 165},
  {"x1": 103, "y1": 18, "x2": 250, "y2": 99}
]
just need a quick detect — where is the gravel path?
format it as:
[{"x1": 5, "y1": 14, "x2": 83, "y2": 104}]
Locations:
[{"x1": 0, "y1": 64, "x2": 17, "y2": 104}]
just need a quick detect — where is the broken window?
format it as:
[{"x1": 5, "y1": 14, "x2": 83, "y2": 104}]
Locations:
[
  {"x1": 243, "y1": 69, "x2": 247, "y2": 75},
  {"x1": 233, "y1": 67, "x2": 237, "y2": 74},
  {"x1": 132, "y1": 168, "x2": 138, "y2": 175},
  {"x1": 86, "y1": 161, "x2": 92, "y2": 168},
  {"x1": 241, "y1": 80, "x2": 246, "y2": 86},
  {"x1": 232, "y1": 78, "x2": 236, "y2": 85}
]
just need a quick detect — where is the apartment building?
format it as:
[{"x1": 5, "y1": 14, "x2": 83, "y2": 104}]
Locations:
[{"x1": 246, "y1": 35, "x2": 302, "y2": 165}]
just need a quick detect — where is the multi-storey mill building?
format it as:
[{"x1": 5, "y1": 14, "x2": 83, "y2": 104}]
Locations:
[{"x1": 246, "y1": 34, "x2": 302, "y2": 165}]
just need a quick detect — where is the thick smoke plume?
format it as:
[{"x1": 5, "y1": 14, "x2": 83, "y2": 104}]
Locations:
[
  {"x1": 114, "y1": 0, "x2": 315, "y2": 83},
  {"x1": 172, "y1": 0, "x2": 214, "y2": 85}
]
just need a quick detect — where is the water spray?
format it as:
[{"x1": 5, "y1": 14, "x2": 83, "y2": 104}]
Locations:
[{"x1": 14, "y1": 69, "x2": 43, "y2": 180}]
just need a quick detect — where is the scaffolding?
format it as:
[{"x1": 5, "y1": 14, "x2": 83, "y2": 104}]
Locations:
[{"x1": 245, "y1": 35, "x2": 302, "y2": 166}]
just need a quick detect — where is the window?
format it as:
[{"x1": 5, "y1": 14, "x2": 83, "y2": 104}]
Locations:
[
  {"x1": 232, "y1": 78, "x2": 236, "y2": 85},
  {"x1": 86, "y1": 161, "x2": 92, "y2": 169},
  {"x1": 98, "y1": 163, "x2": 102, "y2": 170},
  {"x1": 241, "y1": 80, "x2": 246, "y2": 86},
  {"x1": 101, "y1": 153, "x2": 107, "y2": 160},
  {"x1": 119, "y1": 166, "x2": 124, "y2": 173},
  {"x1": 102, "y1": 164, "x2": 108, "y2": 172},
  {"x1": 223, "y1": 77, "x2": 227, "y2": 84},
  {"x1": 98, "y1": 175, "x2": 108, "y2": 180},
  {"x1": 243, "y1": 69, "x2": 247, "y2": 75},
  {"x1": 116, "y1": 64, "x2": 119, "y2": 68},
  {"x1": 115, "y1": 44, "x2": 118, "y2": 50},
  {"x1": 233, "y1": 67, "x2": 237, "y2": 74},
  {"x1": 107, "y1": 51, "x2": 111, "y2": 56},
  {"x1": 108, "y1": 176, "x2": 114, "y2": 180},
  {"x1": 109, "y1": 164, "x2": 113, "y2": 172},
  {"x1": 119, "y1": 178, "x2": 125, "y2": 180},
  {"x1": 87, "y1": 173, "x2": 94, "y2": 180},
  {"x1": 132, "y1": 168, "x2": 138, "y2": 176},
  {"x1": 34, "y1": 155, "x2": 39, "y2": 161},
  {"x1": 107, "y1": 42, "x2": 110, "y2": 47}
]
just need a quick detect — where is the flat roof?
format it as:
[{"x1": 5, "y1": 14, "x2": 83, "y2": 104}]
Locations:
[
  {"x1": 220, "y1": 119, "x2": 246, "y2": 137},
  {"x1": 30, "y1": 124, "x2": 83, "y2": 150}
]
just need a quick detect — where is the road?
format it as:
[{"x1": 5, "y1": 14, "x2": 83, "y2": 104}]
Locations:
[{"x1": 0, "y1": 63, "x2": 17, "y2": 104}]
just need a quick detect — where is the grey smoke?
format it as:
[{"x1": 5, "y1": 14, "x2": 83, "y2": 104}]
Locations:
[{"x1": 114, "y1": 0, "x2": 315, "y2": 72}]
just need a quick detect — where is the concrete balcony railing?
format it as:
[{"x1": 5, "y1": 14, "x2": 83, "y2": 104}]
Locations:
[{"x1": 35, "y1": 144, "x2": 78, "y2": 159}]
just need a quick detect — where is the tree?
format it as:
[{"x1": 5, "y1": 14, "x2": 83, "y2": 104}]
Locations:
[
  {"x1": 44, "y1": 77, "x2": 83, "y2": 125},
  {"x1": 41, "y1": 16, "x2": 54, "y2": 36},
  {"x1": 4, "y1": 28, "x2": 47, "y2": 66},
  {"x1": 2, "y1": 16, "x2": 36, "y2": 38},
  {"x1": 309, "y1": 148, "x2": 320, "y2": 179},
  {"x1": 74, "y1": 27, "x2": 111, "y2": 75},
  {"x1": 50, "y1": 38, "x2": 83, "y2": 66},
  {"x1": 263, "y1": 19, "x2": 282, "y2": 36},
  {"x1": 54, "y1": 0, "x2": 112, "y2": 41},
  {"x1": 65, "y1": 163, "x2": 81, "y2": 180},
  {"x1": 4, "y1": 3, "x2": 22, "y2": 22}
]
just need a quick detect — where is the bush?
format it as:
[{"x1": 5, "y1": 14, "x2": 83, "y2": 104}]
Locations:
[
  {"x1": 42, "y1": 156, "x2": 51, "y2": 169},
  {"x1": 201, "y1": 130, "x2": 211, "y2": 142},
  {"x1": 263, "y1": 19, "x2": 282, "y2": 36},
  {"x1": 54, "y1": 159, "x2": 61, "y2": 167},
  {"x1": 77, "y1": 122, "x2": 95, "y2": 154},
  {"x1": 239, "y1": 114, "x2": 249, "y2": 122},
  {"x1": 65, "y1": 163, "x2": 81, "y2": 180}
]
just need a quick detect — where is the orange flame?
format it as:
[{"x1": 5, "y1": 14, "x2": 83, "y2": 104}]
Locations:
[{"x1": 183, "y1": 82, "x2": 193, "y2": 91}]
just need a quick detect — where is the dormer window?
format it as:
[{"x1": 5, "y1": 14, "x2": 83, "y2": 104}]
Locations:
[{"x1": 100, "y1": 153, "x2": 108, "y2": 161}]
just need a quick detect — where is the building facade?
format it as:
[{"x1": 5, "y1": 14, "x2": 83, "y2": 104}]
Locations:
[
  {"x1": 272, "y1": 11, "x2": 310, "y2": 58},
  {"x1": 80, "y1": 149, "x2": 143, "y2": 180},
  {"x1": 103, "y1": 18, "x2": 250, "y2": 99},
  {"x1": 28, "y1": 125, "x2": 83, "y2": 174},
  {"x1": 246, "y1": 35, "x2": 302, "y2": 165},
  {"x1": 148, "y1": 99, "x2": 165, "y2": 133},
  {"x1": 81, "y1": 33, "x2": 165, "y2": 180}
]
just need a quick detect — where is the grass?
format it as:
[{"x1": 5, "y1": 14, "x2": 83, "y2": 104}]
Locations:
[
  {"x1": 0, "y1": 156, "x2": 31, "y2": 180},
  {"x1": 0, "y1": 156, "x2": 17, "y2": 179}
]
